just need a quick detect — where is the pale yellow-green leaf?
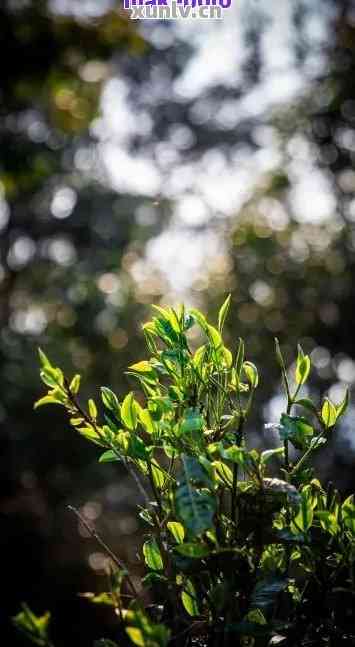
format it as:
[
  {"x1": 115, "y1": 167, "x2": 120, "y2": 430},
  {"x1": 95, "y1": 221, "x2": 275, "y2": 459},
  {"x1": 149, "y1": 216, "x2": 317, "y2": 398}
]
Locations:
[
  {"x1": 167, "y1": 521, "x2": 185, "y2": 544},
  {"x1": 69, "y1": 374, "x2": 81, "y2": 395},
  {"x1": 321, "y1": 398, "x2": 337, "y2": 428},
  {"x1": 295, "y1": 350, "x2": 311, "y2": 386},
  {"x1": 88, "y1": 399, "x2": 97, "y2": 420},
  {"x1": 242, "y1": 361, "x2": 259, "y2": 388},
  {"x1": 218, "y1": 294, "x2": 231, "y2": 332},
  {"x1": 336, "y1": 388, "x2": 349, "y2": 421},
  {"x1": 34, "y1": 395, "x2": 61, "y2": 409},
  {"x1": 139, "y1": 408, "x2": 155, "y2": 434},
  {"x1": 121, "y1": 392, "x2": 137, "y2": 430},
  {"x1": 207, "y1": 324, "x2": 222, "y2": 350},
  {"x1": 38, "y1": 347, "x2": 51, "y2": 369},
  {"x1": 126, "y1": 627, "x2": 144, "y2": 647}
]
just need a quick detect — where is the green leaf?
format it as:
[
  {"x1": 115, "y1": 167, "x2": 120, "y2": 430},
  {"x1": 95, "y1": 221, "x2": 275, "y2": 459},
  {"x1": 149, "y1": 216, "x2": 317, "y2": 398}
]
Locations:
[
  {"x1": 218, "y1": 294, "x2": 231, "y2": 332},
  {"x1": 98, "y1": 450, "x2": 120, "y2": 463},
  {"x1": 192, "y1": 345, "x2": 206, "y2": 371},
  {"x1": 38, "y1": 348, "x2": 51, "y2": 370},
  {"x1": 77, "y1": 425, "x2": 105, "y2": 447},
  {"x1": 167, "y1": 521, "x2": 185, "y2": 544},
  {"x1": 121, "y1": 392, "x2": 138, "y2": 431},
  {"x1": 101, "y1": 387, "x2": 120, "y2": 416},
  {"x1": 181, "y1": 579, "x2": 199, "y2": 617},
  {"x1": 180, "y1": 408, "x2": 204, "y2": 434},
  {"x1": 342, "y1": 495, "x2": 355, "y2": 533},
  {"x1": 189, "y1": 308, "x2": 208, "y2": 333},
  {"x1": 335, "y1": 388, "x2": 349, "y2": 421},
  {"x1": 221, "y1": 346, "x2": 233, "y2": 368},
  {"x1": 280, "y1": 414, "x2": 313, "y2": 450},
  {"x1": 128, "y1": 435, "x2": 149, "y2": 460},
  {"x1": 125, "y1": 610, "x2": 170, "y2": 647},
  {"x1": 143, "y1": 539, "x2": 164, "y2": 571},
  {"x1": 151, "y1": 462, "x2": 169, "y2": 489},
  {"x1": 291, "y1": 492, "x2": 313, "y2": 533},
  {"x1": 88, "y1": 399, "x2": 97, "y2": 420},
  {"x1": 13, "y1": 604, "x2": 51, "y2": 647},
  {"x1": 260, "y1": 447, "x2": 285, "y2": 464},
  {"x1": 212, "y1": 461, "x2": 233, "y2": 487},
  {"x1": 34, "y1": 394, "x2": 64, "y2": 409},
  {"x1": 128, "y1": 360, "x2": 154, "y2": 374},
  {"x1": 69, "y1": 374, "x2": 81, "y2": 395},
  {"x1": 175, "y1": 543, "x2": 209, "y2": 558},
  {"x1": 295, "y1": 345, "x2": 311, "y2": 385},
  {"x1": 315, "y1": 511, "x2": 339, "y2": 535},
  {"x1": 175, "y1": 456, "x2": 215, "y2": 536},
  {"x1": 40, "y1": 366, "x2": 64, "y2": 388},
  {"x1": 321, "y1": 398, "x2": 337, "y2": 428},
  {"x1": 220, "y1": 445, "x2": 248, "y2": 467},
  {"x1": 242, "y1": 361, "x2": 259, "y2": 388},
  {"x1": 295, "y1": 398, "x2": 318, "y2": 415},
  {"x1": 82, "y1": 592, "x2": 115, "y2": 606},
  {"x1": 207, "y1": 324, "x2": 223, "y2": 350},
  {"x1": 139, "y1": 408, "x2": 155, "y2": 434},
  {"x1": 126, "y1": 627, "x2": 144, "y2": 647}
]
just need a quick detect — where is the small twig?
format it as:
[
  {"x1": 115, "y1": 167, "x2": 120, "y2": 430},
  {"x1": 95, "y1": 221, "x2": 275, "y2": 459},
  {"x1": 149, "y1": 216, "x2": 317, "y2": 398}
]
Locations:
[{"x1": 68, "y1": 505, "x2": 138, "y2": 598}]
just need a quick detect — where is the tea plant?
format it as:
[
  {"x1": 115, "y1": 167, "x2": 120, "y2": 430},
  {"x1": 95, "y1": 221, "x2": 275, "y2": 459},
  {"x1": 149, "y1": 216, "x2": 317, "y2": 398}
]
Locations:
[{"x1": 14, "y1": 297, "x2": 355, "y2": 646}]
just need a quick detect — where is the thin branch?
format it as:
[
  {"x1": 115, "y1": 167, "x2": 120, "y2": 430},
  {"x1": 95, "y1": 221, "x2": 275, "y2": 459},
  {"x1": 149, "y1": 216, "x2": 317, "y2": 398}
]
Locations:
[{"x1": 68, "y1": 505, "x2": 138, "y2": 598}]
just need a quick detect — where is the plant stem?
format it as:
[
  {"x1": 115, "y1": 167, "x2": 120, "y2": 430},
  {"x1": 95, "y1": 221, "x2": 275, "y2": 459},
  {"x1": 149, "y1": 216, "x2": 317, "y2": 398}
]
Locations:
[
  {"x1": 68, "y1": 505, "x2": 138, "y2": 598},
  {"x1": 148, "y1": 461, "x2": 163, "y2": 516},
  {"x1": 290, "y1": 426, "x2": 326, "y2": 477},
  {"x1": 231, "y1": 418, "x2": 244, "y2": 524}
]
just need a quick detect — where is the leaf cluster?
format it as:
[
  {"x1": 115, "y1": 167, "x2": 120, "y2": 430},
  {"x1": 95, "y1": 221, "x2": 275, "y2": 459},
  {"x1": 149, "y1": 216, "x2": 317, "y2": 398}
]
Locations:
[{"x1": 15, "y1": 297, "x2": 355, "y2": 647}]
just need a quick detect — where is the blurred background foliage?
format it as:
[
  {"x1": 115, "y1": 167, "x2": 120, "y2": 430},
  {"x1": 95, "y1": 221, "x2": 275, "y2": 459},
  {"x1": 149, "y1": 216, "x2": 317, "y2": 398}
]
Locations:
[{"x1": 2, "y1": 0, "x2": 355, "y2": 645}]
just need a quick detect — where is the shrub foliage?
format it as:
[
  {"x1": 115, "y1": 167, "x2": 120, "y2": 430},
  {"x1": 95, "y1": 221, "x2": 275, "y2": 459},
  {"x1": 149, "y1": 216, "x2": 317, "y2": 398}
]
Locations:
[{"x1": 15, "y1": 297, "x2": 355, "y2": 646}]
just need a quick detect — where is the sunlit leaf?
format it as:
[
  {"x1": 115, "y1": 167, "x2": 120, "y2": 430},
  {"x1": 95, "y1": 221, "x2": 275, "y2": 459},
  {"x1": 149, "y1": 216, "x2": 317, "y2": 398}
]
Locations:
[
  {"x1": 88, "y1": 398, "x2": 97, "y2": 420},
  {"x1": 291, "y1": 493, "x2": 313, "y2": 533},
  {"x1": 295, "y1": 345, "x2": 311, "y2": 385},
  {"x1": 167, "y1": 521, "x2": 185, "y2": 544},
  {"x1": 69, "y1": 374, "x2": 81, "y2": 395},
  {"x1": 121, "y1": 392, "x2": 138, "y2": 431},
  {"x1": 181, "y1": 579, "x2": 199, "y2": 617},
  {"x1": 335, "y1": 388, "x2": 349, "y2": 421},
  {"x1": 98, "y1": 450, "x2": 120, "y2": 463},
  {"x1": 242, "y1": 361, "x2": 259, "y2": 388},
  {"x1": 13, "y1": 604, "x2": 51, "y2": 647},
  {"x1": 143, "y1": 539, "x2": 164, "y2": 571},
  {"x1": 321, "y1": 398, "x2": 337, "y2": 428},
  {"x1": 218, "y1": 294, "x2": 231, "y2": 332},
  {"x1": 101, "y1": 387, "x2": 120, "y2": 416}
]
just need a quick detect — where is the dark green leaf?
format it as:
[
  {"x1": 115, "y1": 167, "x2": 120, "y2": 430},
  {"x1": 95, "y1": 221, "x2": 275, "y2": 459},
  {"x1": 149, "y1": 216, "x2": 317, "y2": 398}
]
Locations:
[
  {"x1": 279, "y1": 414, "x2": 313, "y2": 450},
  {"x1": 174, "y1": 543, "x2": 209, "y2": 558},
  {"x1": 175, "y1": 456, "x2": 215, "y2": 536}
]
